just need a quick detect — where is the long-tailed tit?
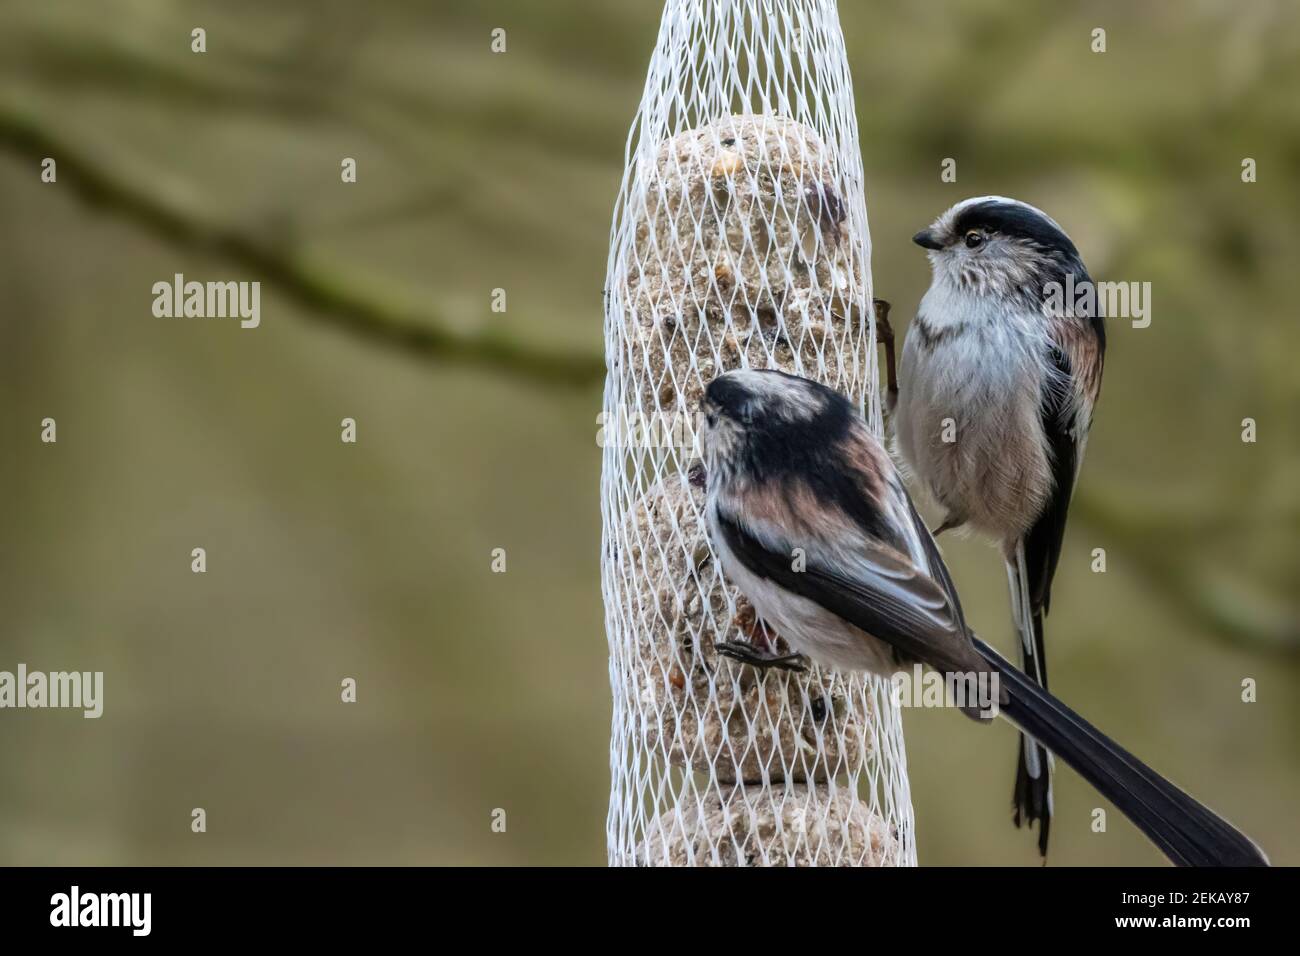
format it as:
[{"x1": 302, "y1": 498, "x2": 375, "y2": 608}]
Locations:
[
  {"x1": 893, "y1": 196, "x2": 1105, "y2": 856},
  {"x1": 700, "y1": 369, "x2": 1263, "y2": 866}
]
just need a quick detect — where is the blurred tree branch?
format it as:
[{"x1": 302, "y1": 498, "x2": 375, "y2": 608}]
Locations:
[
  {"x1": 3, "y1": 9, "x2": 1295, "y2": 656},
  {"x1": 4, "y1": 96, "x2": 1290, "y2": 652},
  {"x1": 0, "y1": 98, "x2": 606, "y2": 389}
]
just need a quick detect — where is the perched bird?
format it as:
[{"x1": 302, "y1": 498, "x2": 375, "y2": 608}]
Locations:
[
  {"x1": 700, "y1": 369, "x2": 1265, "y2": 866},
  {"x1": 893, "y1": 196, "x2": 1105, "y2": 856}
]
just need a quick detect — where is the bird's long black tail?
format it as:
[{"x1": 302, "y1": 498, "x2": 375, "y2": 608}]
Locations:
[
  {"x1": 973, "y1": 636, "x2": 1268, "y2": 867},
  {"x1": 1007, "y1": 553, "x2": 1052, "y2": 856}
]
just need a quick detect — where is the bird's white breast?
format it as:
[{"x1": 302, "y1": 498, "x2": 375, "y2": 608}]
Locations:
[{"x1": 894, "y1": 281, "x2": 1053, "y2": 546}]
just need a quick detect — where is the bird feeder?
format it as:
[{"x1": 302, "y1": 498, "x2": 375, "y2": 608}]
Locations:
[{"x1": 601, "y1": 0, "x2": 915, "y2": 866}]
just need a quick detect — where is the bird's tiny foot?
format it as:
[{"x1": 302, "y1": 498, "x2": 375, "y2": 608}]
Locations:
[
  {"x1": 722, "y1": 605, "x2": 808, "y2": 671},
  {"x1": 714, "y1": 641, "x2": 809, "y2": 673},
  {"x1": 930, "y1": 516, "x2": 964, "y2": 537},
  {"x1": 872, "y1": 298, "x2": 899, "y2": 415},
  {"x1": 872, "y1": 298, "x2": 894, "y2": 344}
]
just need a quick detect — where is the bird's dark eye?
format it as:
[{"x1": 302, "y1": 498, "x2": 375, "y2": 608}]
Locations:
[
  {"x1": 706, "y1": 412, "x2": 717, "y2": 428},
  {"x1": 964, "y1": 230, "x2": 984, "y2": 249}
]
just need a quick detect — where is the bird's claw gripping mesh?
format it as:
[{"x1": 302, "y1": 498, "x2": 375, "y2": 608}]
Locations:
[{"x1": 600, "y1": 0, "x2": 915, "y2": 867}]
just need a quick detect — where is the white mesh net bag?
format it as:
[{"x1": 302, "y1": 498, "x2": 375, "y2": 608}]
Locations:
[{"x1": 600, "y1": 0, "x2": 916, "y2": 867}]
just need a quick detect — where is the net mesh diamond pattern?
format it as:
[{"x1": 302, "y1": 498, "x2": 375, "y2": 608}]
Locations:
[{"x1": 600, "y1": 0, "x2": 915, "y2": 867}]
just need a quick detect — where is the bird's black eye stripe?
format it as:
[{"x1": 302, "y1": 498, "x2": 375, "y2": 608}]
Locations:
[
  {"x1": 951, "y1": 200, "x2": 1079, "y2": 258},
  {"x1": 964, "y1": 230, "x2": 984, "y2": 249}
]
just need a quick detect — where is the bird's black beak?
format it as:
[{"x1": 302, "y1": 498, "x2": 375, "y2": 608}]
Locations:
[{"x1": 912, "y1": 229, "x2": 943, "y2": 251}]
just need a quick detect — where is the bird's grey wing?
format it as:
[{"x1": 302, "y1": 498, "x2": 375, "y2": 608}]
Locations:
[
  {"x1": 1024, "y1": 347, "x2": 1080, "y2": 618},
  {"x1": 713, "y1": 507, "x2": 984, "y2": 676},
  {"x1": 900, "y1": 489, "x2": 972, "y2": 639},
  {"x1": 1029, "y1": 268, "x2": 1104, "y2": 617}
]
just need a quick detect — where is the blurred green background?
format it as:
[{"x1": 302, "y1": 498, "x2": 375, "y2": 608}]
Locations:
[{"x1": 1, "y1": 0, "x2": 1296, "y2": 866}]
